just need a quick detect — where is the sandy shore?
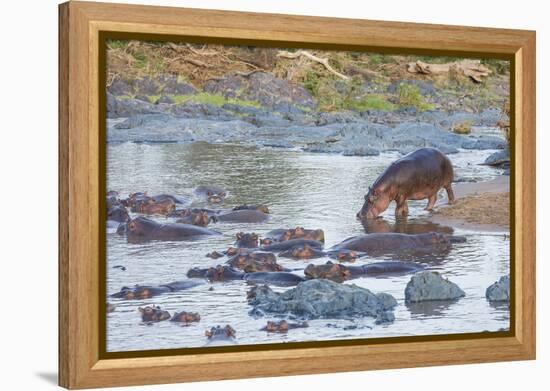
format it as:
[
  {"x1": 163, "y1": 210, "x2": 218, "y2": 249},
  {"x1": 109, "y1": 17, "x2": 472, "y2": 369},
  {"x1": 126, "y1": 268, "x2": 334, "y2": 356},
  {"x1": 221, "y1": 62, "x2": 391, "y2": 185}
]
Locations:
[{"x1": 431, "y1": 176, "x2": 510, "y2": 232}]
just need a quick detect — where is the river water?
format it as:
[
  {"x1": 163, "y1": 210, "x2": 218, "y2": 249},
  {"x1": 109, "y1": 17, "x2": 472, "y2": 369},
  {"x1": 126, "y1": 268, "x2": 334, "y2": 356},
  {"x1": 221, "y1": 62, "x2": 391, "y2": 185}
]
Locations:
[{"x1": 106, "y1": 141, "x2": 509, "y2": 352}]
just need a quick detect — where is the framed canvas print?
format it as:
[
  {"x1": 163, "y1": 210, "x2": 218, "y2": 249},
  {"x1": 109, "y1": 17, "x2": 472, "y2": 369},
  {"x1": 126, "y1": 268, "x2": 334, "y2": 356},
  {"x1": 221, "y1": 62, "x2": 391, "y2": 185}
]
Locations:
[{"x1": 58, "y1": 1, "x2": 536, "y2": 389}]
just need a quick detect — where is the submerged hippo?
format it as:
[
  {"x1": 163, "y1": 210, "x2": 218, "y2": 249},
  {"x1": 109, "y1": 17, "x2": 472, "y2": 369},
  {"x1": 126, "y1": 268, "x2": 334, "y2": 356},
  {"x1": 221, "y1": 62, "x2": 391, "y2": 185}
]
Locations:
[
  {"x1": 195, "y1": 185, "x2": 227, "y2": 203},
  {"x1": 305, "y1": 261, "x2": 426, "y2": 282},
  {"x1": 205, "y1": 325, "x2": 236, "y2": 343},
  {"x1": 235, "y1": 232, "x2": 259, "y2": 248},
  {"x1": 279, "y1": 244, "x2": 326, "y2": 260},
  {"x1": 107, "y1": 205, "x2": 130, "y2": 223},
  {"x1": 260, "y1": 239, "x2": 324, "y2": 252},
  {"x1": 262, "y1": 227, "x2": 325, "y2": 245},
  {"x1": 261, "y1": 320, "x2": 309, "y2": 333},
  {"x1": 233, "y1": 204, "x2": 270, "y2": 214},
  {"x1": 326, "y1": 249, "x2": 367, "y2": 262},
  {"x1": 357, "y1": 148, "x2": 455, "y2": 219},
  {"x1": 110, "y1": 280, "x2": 203, "y2": 300},
  {"x1": 226, "y1": 252, "x2": 283, "y2": 272},
  {"x1": 151, "y1": 194, "x2": 189, "y2": 205},
  {"x1": 171, "y1": 311, "x2": 201, "y2": 324},
  {"x1": 175, "y1": 209, "x2": 211, "y2": 227},
  {"x1": 120, "y1": 217, "x2": 220, "y2": 242},
  {"x1": 187, "y1": 265, "x2": 304, "y2": 286},
  {"x1": 136, "y1": 198, "x2": 175, "y2": 215},
  {"x1": 212, "y1": 209, "x2": 270, "y2": 223},
  {"x1": 330, "y1": 232, "x2": 451, "y2": 256},
  {"x1": 139, "y1": 306, "x2": 171, "y2": 323}
]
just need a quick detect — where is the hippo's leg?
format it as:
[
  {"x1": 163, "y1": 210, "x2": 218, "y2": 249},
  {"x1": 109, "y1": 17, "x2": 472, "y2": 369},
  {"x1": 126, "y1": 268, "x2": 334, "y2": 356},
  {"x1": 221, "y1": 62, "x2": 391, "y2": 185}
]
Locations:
[
  {"x1": 445, "y1": 184, "x2": 455, "y2": 204},
  {"x1": 425, "y1": 194, "x2": 437, "y2": 211},
  {"x1": 395, "y1": 198, "x2": 409, "y2": 218}
]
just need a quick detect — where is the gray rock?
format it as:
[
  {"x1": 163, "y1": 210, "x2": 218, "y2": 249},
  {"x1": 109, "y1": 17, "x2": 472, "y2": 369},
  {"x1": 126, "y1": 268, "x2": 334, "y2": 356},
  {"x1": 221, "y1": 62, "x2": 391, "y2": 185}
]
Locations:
[
  {"x1": 404, "y1": 271, "x2": 465, "y2": 303},
  {"x1": 204, "y1": 72, "x2": 316, "y2": 110},
  {"x1": 107, "y1": 97, "x2": 160, "y2": 118},
  {"x1": 342, "y1": 146, "x2": 380, "y2": 156},
  {"x1": 387, "y1": 79, "x2": 436, "y2": 96},
  {"x1": 483, "y1": 150, "x2": 510, "y2": 166},
  {"x1": 248, "y1": 279, "x2": 397, "y2": 320},
  {"x1": 108, "y1": 79, "x2": 133, "y2": 96},
  {"x1": 485, "y1": 275, "x2": 510, "y2": 302},
  {"x1": 375, "y1": 310, "x2": 395, "y2": 324},
  {"x1": 134, "y1": 94, "x2": 151, "y2": 103},
  {"x1": 155, "y1": 95, "x2": 174, "y2": 105},
  {"x1": 461, "y1": 136, "x2": 507, "y2": 150},
  {"x1": 132, "y1": 76, "x2": 161, "y2": 95}
]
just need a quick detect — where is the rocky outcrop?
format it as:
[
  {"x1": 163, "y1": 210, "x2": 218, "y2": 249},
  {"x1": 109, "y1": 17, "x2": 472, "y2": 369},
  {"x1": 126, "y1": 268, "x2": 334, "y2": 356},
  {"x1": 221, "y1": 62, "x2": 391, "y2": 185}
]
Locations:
[
  {"x1": 404, "y1": 271, "x2": 465, "y2": 303},
  {"x1": 247, "y1": 279, "x2": 397, "y2": 322},
  {"x1": 204, "y1": 71, "x2": 316, "y2": 111},
  {"x1": 485, "y1": 275, "x2": 510, "y2": 302}
]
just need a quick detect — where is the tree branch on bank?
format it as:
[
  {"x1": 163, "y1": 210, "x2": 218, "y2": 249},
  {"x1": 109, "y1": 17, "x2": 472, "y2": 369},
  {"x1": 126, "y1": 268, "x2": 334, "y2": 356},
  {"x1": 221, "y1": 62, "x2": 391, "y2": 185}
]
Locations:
[{"x1": 277, "y1": 50, "x2": 350, "y2": 80}]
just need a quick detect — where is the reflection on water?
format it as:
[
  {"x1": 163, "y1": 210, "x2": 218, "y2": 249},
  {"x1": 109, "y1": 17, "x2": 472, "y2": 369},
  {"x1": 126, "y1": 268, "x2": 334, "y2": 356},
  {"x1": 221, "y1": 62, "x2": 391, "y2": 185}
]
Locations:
[{"x1": 106, "y1": 142, "x2": 510, "y2": 352}]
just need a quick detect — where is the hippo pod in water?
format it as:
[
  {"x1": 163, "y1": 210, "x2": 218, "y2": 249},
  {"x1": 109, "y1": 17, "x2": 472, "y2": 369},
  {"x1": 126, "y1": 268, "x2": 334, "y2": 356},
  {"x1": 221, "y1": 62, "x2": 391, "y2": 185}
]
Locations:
[
  {"x1": 261, "y1": 227, "x2": 325, "y2": 245},
  {"x1": 260, "y1": 239, "x2": 324, "y2": 252},
  {"x1": 194, "y1": 185, "x2": 227, "y2": 203},
  {"x1": 187, "y1": 265, "x2": 304, "y2": 286},
  {"x1": 119, "y1": 216, "x2": 221, "y2": 242},
  {"x1": 357, "y1": 147, "x2": 455, "y2": 219},
  {"x1": 211, "y1": 209, "x2": 270, "y2": 223},
  {"x1": 304, "y1": 261, "x2": 426, "y2": 282},
  {"x1": 261, "y1": 320, "x2": 309, "y2": 333},
  {"x1": 110, "y1": 280, "x2": 203, "y2": 300},
  {"x1": 226, "y1": 252, "x2": 286, "y2": 272},
  {"x1": 329, "y1": 232, "x2": 452, "y2": 256}
]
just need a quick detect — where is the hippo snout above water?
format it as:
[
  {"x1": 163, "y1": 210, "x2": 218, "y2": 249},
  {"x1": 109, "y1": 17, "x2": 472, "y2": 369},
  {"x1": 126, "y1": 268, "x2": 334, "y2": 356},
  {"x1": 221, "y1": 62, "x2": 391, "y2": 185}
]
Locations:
[
  {"x1": 357, "y1": 147, "x2": 455, "y2": 219},
  {"x1": 194, "y1": 185, "x2": 227, "y2": 203}
]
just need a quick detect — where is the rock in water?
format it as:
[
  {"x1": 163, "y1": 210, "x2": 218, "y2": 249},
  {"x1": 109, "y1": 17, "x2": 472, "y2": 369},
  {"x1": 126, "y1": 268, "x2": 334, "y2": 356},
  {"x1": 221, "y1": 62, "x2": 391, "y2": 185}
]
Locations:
[
  {"x1": 248, "y1": 279, "x2": 397, "y2": 320},
  {"x1": 404, "y1": 271, "x2": 465, "y2": 303},
  {"x1": 485, "y1": 275, "x2": 510, "y2": 302},
  {"x1": 483, "y1": 150, "x2": 510, "y2": 166}
]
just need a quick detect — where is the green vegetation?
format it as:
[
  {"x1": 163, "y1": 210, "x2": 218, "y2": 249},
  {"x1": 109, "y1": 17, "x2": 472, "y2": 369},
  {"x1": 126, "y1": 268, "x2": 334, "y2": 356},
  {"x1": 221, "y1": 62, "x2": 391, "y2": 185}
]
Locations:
[
  {"x1": 172, "y1": 92, "x2": 262, "y2": 108},
  {"x1": 396, "y1": 83, "x2": 433, "y2": 111},
  {"x1": 348, "y1": 95, "x2": 395, "y2": 111}
]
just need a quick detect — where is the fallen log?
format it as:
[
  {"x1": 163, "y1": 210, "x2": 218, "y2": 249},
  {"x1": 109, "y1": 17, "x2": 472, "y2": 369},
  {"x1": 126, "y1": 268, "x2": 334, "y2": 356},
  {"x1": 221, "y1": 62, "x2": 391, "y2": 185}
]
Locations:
[{"x1": 406, "y1": 59, "x2": 491, "y2": 83}]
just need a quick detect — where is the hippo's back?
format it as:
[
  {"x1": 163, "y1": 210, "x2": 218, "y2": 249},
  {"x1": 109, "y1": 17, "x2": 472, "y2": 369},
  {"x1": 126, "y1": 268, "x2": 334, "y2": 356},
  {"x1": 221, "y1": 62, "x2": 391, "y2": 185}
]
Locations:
[{"x1": 377, "y1": 147, "x2": 453, "y2": 189}]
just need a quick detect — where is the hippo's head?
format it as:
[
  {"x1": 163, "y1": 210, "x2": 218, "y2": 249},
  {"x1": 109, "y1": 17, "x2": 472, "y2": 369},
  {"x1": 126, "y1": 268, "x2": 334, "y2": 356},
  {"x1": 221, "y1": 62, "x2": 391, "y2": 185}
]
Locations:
[
  {"x1": 357, "y1": 186, "x2": 391, "y2": 219},
  {"x1": 235, "y1": 232, "x2": 259, "y2": 248},
  {"x1": 126, "y1": 217, "x2": 157, "y2": 238},
  {"x1": 336, "y1": 250, "x2": 358, "y2": 262},
  {"x1": 304, "y1": 262, "x2": 350, "y2": 283},
  {"x1": 107, "y1": 205, "x2": 130, "y2": 223},
  {"x1": 139, "y1": 306, "x2": 170, "y2": 323},
  {"x1": 265, "y1": 320, "x2": 289, "y2": 333},
  {"x1": 191, "y1": 211, "x2": 210, "y2": 227},
  {"x1": 289, "y1": 245, "x2": 313, "y2": 259},
  {"x1": 205, "y1": 325, "x2": 236, "y2": 339},
  {"x1": 171, "y1": 311, "x2": 201, "y2": 324},
  {"x1": 419, "y1": 232, "x2": 452, "y2": 250},
  {"x1": 206, "y1": 190, "x2": 226, "y2": 204},
  {"x1": 206, "y1": 265, "x2": 230, "y2": 282}
]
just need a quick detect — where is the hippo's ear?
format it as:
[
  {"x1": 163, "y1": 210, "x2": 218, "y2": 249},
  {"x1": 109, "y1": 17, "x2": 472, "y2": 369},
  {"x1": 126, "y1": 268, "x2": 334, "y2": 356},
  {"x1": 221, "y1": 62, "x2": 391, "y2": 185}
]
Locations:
[
  {"x1": 236, "y1": 232, "x2": 242, "y2": 239},
  {"x1": 220, "y1": 192, "x2": 226, "y2": 197},
  {"x1": 138, "y1": 307, "x2": 144, "y2": 313}
]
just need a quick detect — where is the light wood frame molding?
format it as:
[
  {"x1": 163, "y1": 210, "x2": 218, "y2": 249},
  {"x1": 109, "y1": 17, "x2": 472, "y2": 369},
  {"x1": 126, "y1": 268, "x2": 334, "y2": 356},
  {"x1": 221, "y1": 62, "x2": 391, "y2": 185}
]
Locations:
[{"x1": 59, "y1": 1, "x2": 536, "y2": 388}]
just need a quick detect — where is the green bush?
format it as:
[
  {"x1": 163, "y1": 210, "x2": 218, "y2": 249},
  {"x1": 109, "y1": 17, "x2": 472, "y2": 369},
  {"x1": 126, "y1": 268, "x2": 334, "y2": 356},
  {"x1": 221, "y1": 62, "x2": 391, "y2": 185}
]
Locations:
[{"x1": 396, "y1": 83, "x2": 433, "y2": 111}]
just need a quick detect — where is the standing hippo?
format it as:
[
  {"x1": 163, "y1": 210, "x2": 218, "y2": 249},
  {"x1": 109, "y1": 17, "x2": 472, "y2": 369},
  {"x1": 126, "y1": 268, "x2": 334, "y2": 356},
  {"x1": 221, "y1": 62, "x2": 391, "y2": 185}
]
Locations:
[
  {"x1": 357, "y1": 148, "x2": 454, "y2": 219},
  {"x1": 194, "y1": 185, "x2": 227, "y2": 203},
  {"x1": 121, "y1": 217, "x2": 220, "y2": 242}
]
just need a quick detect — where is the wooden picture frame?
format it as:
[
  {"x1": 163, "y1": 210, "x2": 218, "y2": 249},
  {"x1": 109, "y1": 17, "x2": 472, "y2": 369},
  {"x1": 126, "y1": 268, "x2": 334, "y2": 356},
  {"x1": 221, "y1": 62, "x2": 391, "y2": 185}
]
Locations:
[{"x1": 59, "y1": 1, "x2": 536, "y2": 388}]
